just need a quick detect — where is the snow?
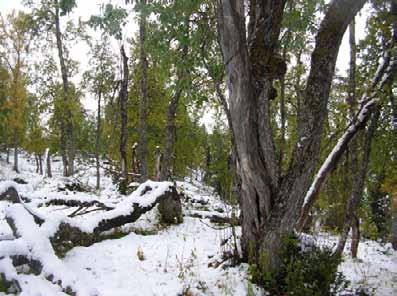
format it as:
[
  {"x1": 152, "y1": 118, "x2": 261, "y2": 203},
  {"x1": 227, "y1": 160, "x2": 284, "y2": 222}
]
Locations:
[
  {"x1": 0, "y1": 153, "x2": 396, "y2": 295},
  {"x1": 5, "y1": 204, "x2": 94, "y2": 295},
  {"x1": 0, "y1": 181, "x2": 19, "y2": 196}
]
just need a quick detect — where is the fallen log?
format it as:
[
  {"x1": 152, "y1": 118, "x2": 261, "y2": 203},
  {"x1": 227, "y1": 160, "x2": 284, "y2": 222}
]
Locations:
[
  {"x1": 2, "y1": 204, "x2": 91, "y2": 295},
  {"x1": 0, "y1": 180, "x2": 183, "y2": 295},
  {"x1": 187, "y1": 211, "x2": 240, "y2": 226},
  {"x1": 1, "y1": 181, "x2": 182, "y2": 255}
]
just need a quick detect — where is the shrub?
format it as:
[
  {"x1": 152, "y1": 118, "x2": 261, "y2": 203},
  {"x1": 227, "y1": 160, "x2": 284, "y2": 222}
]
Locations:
[{"x1": 249, "y1": 235, "x2": 349, "y2": 295}]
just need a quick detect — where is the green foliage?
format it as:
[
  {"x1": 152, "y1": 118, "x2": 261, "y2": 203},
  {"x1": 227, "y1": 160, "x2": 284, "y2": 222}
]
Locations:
[
  {"x1": 89, "y1": 4, "x2": 127, "y2": 40},
  {"x1": 204, "y1": 124, "x2": 234, "y2": 202},
  {"x1": 0, "y1": 64, "x2": 10, "y2": 140},
  {"x1": 249, "y1": 235, "x2": 349, "y2": 296},
  {"x1": 0, "y1": 277, "x2": 7, "y2": 292},
  {"x1": 59, "y1": 0, "x2": 76, "y2": 16}
]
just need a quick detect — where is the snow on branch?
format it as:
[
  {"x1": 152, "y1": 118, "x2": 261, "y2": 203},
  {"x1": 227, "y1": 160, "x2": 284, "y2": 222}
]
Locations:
[
  {"x1": 296, "y1": 49, "x2": 397, "y2": 232},
  {"x1": 0, "y1": 180, "x2": 182, "y2": 294},
  {"x1": 3, "y1": 204, "x2": 92, "y2": 295}
]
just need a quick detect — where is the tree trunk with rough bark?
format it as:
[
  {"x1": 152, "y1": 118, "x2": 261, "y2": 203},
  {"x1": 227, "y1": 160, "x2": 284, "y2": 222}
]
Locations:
[
  {"x1": 138, "y1": 0, "x2": 149, "y2": 181},
  {"x1": 217, "y1": 0, "x2": 366, "y2": 274},
  {"x1": 390, "y1": 0, "x2": 397, "y2": 251},
  {"x1": 391, "y1": 89, "x2": 397, "y2": 249},
  {"x1": 54, "y1": 0, "x2": 74, "y2": 176},
  {"x1": 119, "y1": 45, "x2": 129, "y2": 193}
]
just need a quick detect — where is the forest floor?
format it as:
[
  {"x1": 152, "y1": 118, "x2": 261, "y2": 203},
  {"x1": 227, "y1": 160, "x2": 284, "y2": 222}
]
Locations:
[{"x1": 0, "y1": 153, "x2": 396, "y2": 296}]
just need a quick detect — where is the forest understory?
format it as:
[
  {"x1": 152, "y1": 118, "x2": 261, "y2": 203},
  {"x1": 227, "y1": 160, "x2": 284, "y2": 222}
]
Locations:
[{"x1": 0, "y1": 153, "x2": 395, "y2": 296}]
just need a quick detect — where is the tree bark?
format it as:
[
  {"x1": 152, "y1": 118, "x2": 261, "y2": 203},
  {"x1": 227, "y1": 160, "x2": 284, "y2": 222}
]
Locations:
[
  {"x1": 218, "y1": 0, "x2": 366, "y2": 273},
  {"x1": 35, "y1": 154, "x2": 39, "y2": 173},
  {"x1": 46, "y1": 152, "x2": 52, "y2": 178},
  {"x1": 119, "y1": 45, "x2": 129, "y2": 192},
  {"x1": 389, "y1": 0, "x2": 397, "y2": 250},
  {"x1": 38, "y1": 154, "x2": 43, "y2": 175},
  {"x1": 391, "y1": 89, "x2": 397, "y2": 247},
  {"x1": 6, "y1": 144, "x2": 10, "y2": 164},
  {"x1": 154, "y1": 146, "x2": 162, "y2": 181},
  {"x1": 54, "y1": 0, "x2": 74, "y2": 176},
  {"x1": 138, "y1": 0, "x2": 149, "y2": 181},
  {"x1": 13, "y1": 131, "x2": 18, "y2": 173}
]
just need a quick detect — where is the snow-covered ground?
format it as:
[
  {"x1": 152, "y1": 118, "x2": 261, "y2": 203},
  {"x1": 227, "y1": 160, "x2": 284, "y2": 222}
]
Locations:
[{"x1": 0, "y1": 153, "x2": 396, "y2": 295}]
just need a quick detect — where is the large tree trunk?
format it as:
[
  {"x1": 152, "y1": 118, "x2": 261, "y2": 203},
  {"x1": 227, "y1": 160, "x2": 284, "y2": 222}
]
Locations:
[
  {"x1": 217, "y1": 0, "x2": 366, "y2": 273},
  {"x1": 138, "y1": 0, "x2": 149, "y2": 181},
  {"x1": 388, "y1": 0, "x2": 397, "y2": 250},
  {"x1": 391, "y1": 89, "x2": 397, "y2": 249},
  {"x1": 54, "y1": 0, "x2": 74, "y2": 177},
  {"x1": 119, "y1": 45, "x2": 129, "y2": 192}
]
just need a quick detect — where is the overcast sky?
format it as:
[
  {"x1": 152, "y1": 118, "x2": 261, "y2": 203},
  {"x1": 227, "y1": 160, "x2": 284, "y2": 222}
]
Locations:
[{"x1": 0, "y1": 0, "x2": 370, "y2": 117}]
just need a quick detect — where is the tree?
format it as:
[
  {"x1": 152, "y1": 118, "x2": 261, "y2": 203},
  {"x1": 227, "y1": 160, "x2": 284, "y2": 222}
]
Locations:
[
  {"x1": 24, "y1": 93, "x2": 47, "y2": 175},
  {"x1": 83, "y1": 34, "x2": 116, "y2": 190},
  {"x1": 0, "y1": 63, "x2": 10, "y2": 152},
  {"x1": 0, "y1": 11, "x2": 31, "y2": 173},
  {"x1": 23, "y1": 0, "x2": 79, "y2": 176},
  {"x1": 137, "y1": 0, "x2": 149, "y2": 181},
  {"x1": 217, "y1": 0, "x2": 366, "y2": 273},
  {"x1": 90, "y1": 3, "x2": 129, "y2": 192}
]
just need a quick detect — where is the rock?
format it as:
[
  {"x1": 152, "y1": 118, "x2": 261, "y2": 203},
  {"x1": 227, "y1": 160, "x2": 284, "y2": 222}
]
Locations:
[
  {"x1": 12, "y1": 178, "x2": 27, "y2": 185},
  {"x1": 158, "y1": 186, "x2": 183, "y2": 224},
  {"x1": 0, "y1": 186, "x2": 20, "y2": 203}
]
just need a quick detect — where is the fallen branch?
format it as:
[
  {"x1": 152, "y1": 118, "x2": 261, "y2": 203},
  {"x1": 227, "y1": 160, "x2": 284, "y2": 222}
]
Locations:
[
  {"x1": 1, "y1": 181, "x2": 182, "y2": 256},
  {"x1": 297, "y1": 47, "x2": 397, "y2": 232},
  {"x1": 0, "y1": 180, "x2": 183, "y2": 294}
]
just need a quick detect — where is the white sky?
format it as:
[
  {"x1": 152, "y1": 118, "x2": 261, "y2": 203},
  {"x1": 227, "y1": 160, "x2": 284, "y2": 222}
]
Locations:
[{"x1": 0, "y1": 0, "x2": 370, "y2": 116}]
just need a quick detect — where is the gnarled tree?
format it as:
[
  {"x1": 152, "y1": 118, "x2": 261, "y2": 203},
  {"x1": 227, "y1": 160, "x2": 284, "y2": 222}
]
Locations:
[{"x1": 217, "y1": 0, "x2": 367, "y2": 272}]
